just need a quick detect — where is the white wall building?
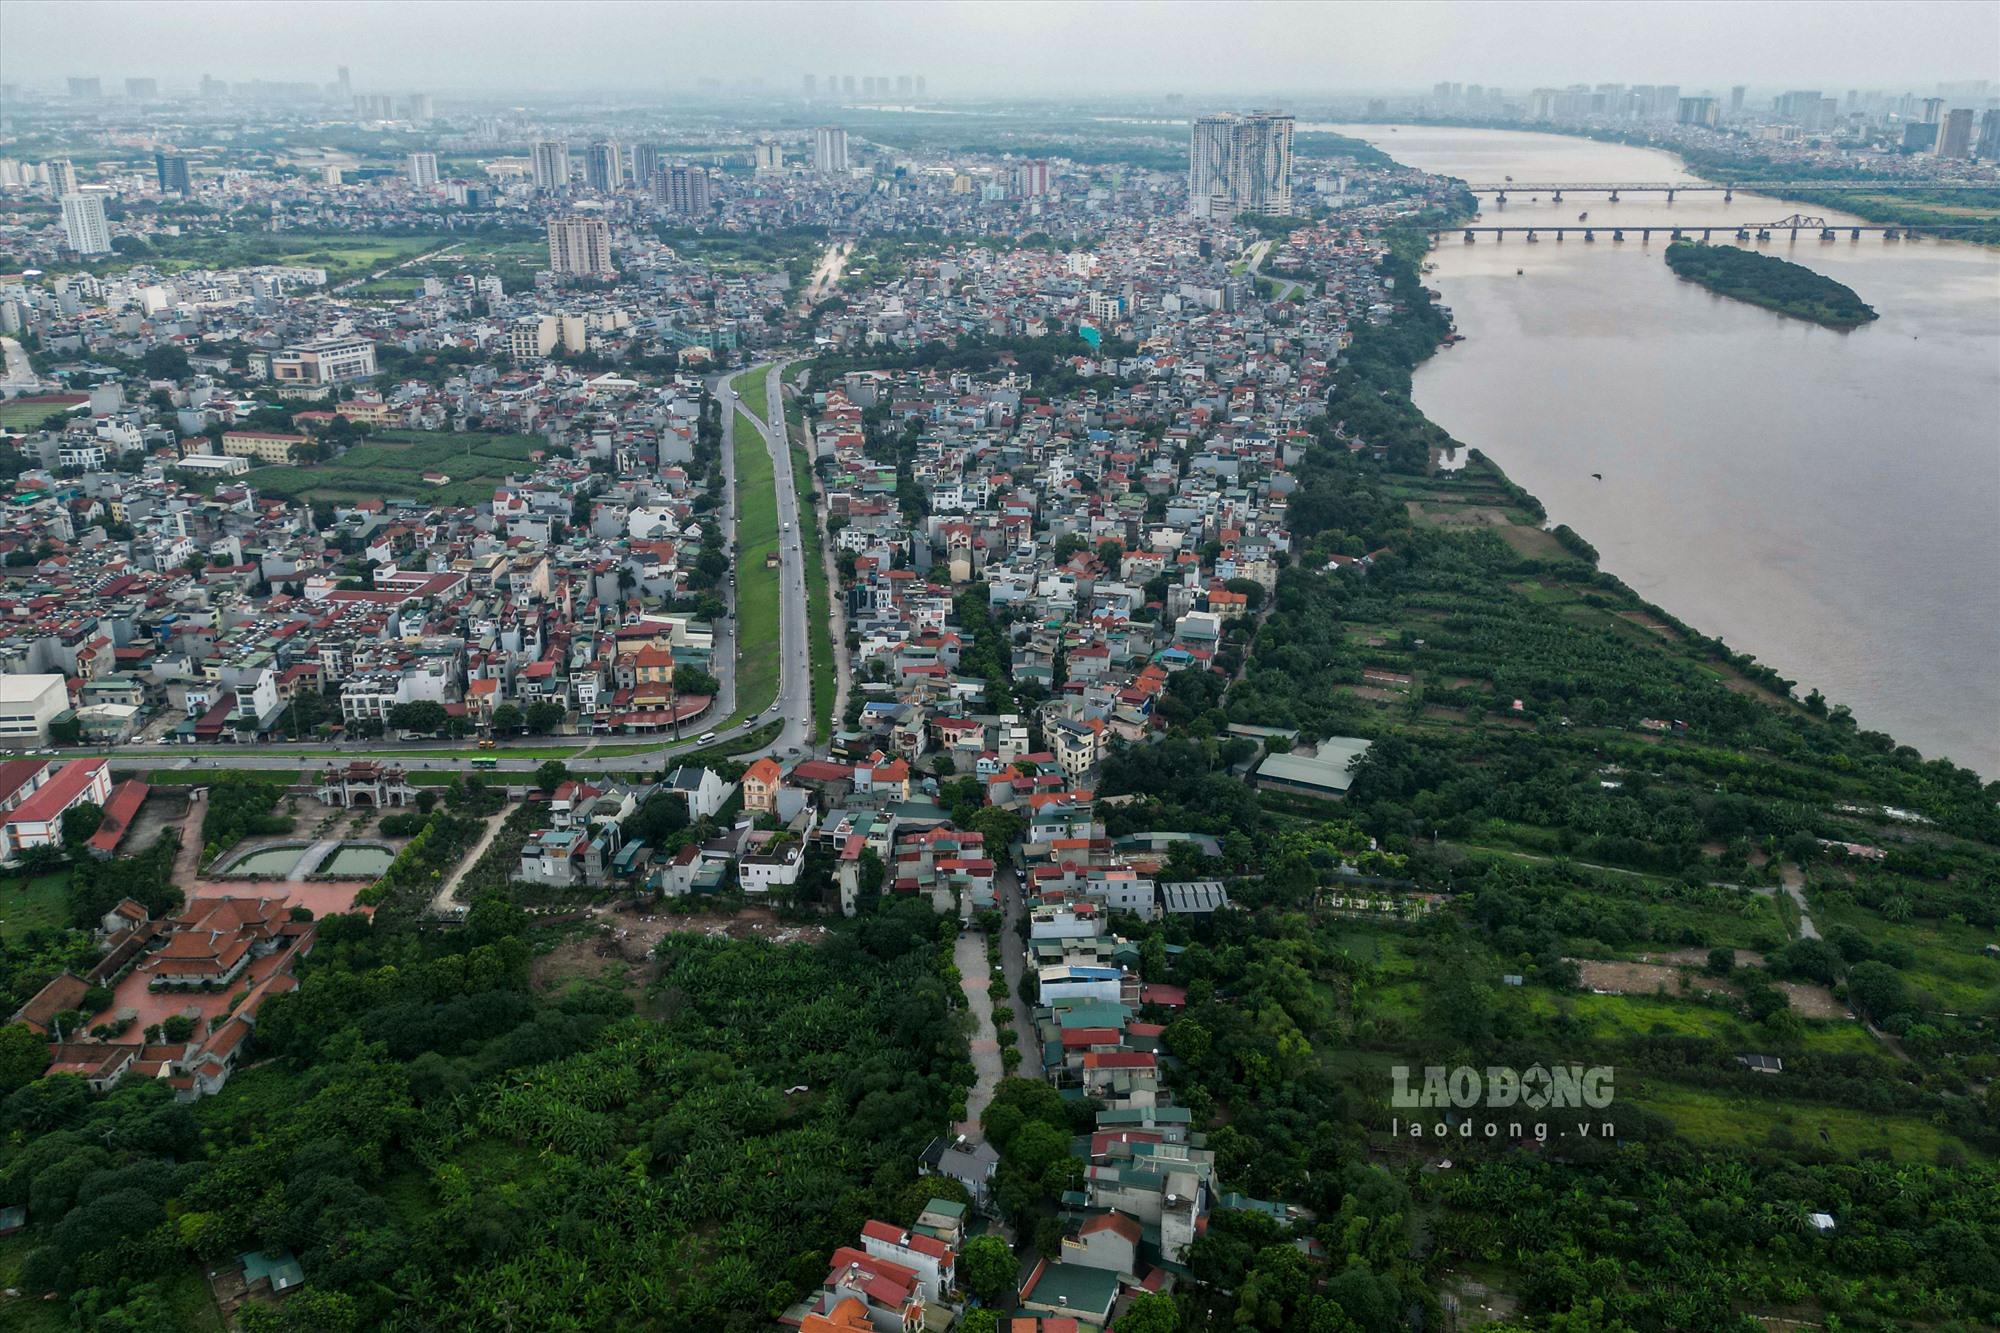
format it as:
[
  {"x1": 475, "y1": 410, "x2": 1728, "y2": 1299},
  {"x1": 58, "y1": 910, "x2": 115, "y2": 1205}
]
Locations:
[{"x1": 0, "y1": 675, "x2": 68, "y2": 745}]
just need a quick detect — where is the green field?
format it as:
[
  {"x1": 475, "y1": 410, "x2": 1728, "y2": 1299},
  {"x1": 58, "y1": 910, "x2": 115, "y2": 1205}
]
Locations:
[
  {"x1": 1630, "y1": 1080, "x2": 1986, "y2": 1163},
  {"x1": 59, "y1": 231, "x2": 447, "y2": 282},
  {"x1": 241, "y1": 429, "x2": 544, "y2": 506},
  {"x1": 346, "y1": 235, "x2": 549, "y2": 297},
  {"x1": 731, "y1": 406, "x2": 781, "y2": 721},
  {"x1": 0, "y1": 399, "x2": 86, "y2": 432},
  {"x1": 0, "y1": 871, "x2": 71, "y2": 940}
]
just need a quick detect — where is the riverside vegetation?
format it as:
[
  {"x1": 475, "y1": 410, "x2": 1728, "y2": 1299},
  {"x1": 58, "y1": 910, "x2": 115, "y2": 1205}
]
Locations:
[{"x1": 1664, "y1": 240, "x2": 1879, "y2": 329}]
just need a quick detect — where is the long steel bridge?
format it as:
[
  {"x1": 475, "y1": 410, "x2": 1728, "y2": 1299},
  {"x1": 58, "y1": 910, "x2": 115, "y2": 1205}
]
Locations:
[
  {"x1": 1435, "y1": 214, "x2": 1982, "y2": 244},
  {"x1": 1467, "y1": 180, "x2": 1992, "y2": 202}
]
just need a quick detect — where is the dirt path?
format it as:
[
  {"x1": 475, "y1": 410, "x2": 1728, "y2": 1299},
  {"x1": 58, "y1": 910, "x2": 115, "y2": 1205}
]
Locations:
[
  {"x1": 1777, "y1": 863, "x2": 1820, "y2": 939},
  {"x1": 430, "y1": 804, "x2": 511, "y2": 915},
  {"x1": 956, "y1": 929, "x2": 1003, "y2": 1138}
]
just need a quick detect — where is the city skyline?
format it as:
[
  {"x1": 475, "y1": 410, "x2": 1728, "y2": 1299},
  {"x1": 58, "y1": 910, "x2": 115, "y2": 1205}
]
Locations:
[{"x1": 4, "y1": 0, "x2": 1997, "y2": 98}]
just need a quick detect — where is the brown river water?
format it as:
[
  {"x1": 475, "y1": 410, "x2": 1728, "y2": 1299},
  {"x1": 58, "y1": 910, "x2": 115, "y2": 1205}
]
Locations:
[{"x1": 1323, "y1": 125, "x2": 2000, "y2": 775}]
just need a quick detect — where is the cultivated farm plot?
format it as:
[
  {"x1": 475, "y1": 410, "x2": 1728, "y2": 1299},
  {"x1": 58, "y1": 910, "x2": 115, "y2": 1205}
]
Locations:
[
  {"x1": 242, "y1": 430, "x2": 543, "y2": 506},
  {"x1": 1810, "y1": 896, "x2": 2000, "y2": 1017},
  {"x1": 1630, "y1": 1080, "x2": 1988, "y2": 1163}
]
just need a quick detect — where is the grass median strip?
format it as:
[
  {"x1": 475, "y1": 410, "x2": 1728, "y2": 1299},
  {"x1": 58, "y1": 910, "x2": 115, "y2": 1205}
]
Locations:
[
  {"x1": 735, "y1": 363, "x2": 772, "y2": 425},
  {"x1": 793, "y1": 439, "x2": 836, "y2": 744},
  {"x1": 732, "y1": 406, "x2": 782, "y2": 722}
]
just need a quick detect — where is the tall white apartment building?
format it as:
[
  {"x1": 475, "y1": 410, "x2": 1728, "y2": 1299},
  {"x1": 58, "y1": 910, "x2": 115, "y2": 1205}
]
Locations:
[
  {"x1": 406, "y1": 151, "x2": 439, "y2": 189},
  {"x1": 812, "y1": 126, "x2": 849, "y2": 174},
  {"x1": 546, "y1": 214, "x2": 615, "y2": 280},
  {"x1": 1188, "y1": 111, "x2": 1293, "y2": 218},
  {"x1": 60, "y1": 192, "x2": 112, "y2": 255},
  {"x1": 584, "y1": 139, "x2": 623, "y2": 193},
  {"x1": 532, "y1": 140, "x2": 571, "y2": 193}
]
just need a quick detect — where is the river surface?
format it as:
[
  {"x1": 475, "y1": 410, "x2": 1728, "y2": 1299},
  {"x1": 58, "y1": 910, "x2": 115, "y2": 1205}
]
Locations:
[{"x1": 1322, "y1": 125, "x2": 2000, "y2": 775}]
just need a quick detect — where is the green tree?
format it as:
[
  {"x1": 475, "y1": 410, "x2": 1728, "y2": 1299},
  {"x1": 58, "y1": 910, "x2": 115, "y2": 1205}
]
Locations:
[
  {"x1": 535, "y1": 759, "x2": 570, "y2": 794},
  {"x1": 61, "y1": 800, "x2": 104, "y2": 849},
  {"x1": 1845, "y1": 961, "x2": 1908, "y2": 1023},
  {"x1": 1118, "y1": 1292, "x2": 1180, "y2": 1333},
  {"x1": 141, "y1": 343, "x2": 191, "y2": 381},
  {"x1": 0, "y1": 1023, "x2": 50, "y2": 1094},
  {"x1": 386, "y1": 700, "x2": 449, "y2": 735},
  {"x1": 524, "y1": 700, "x2": 567, "y2": 734},
  {"x1": 673, "y1": 665, "x2": 721, "y2": 697},
  {"x1": 959, "y1": 1234, "x2": 1015, "y2": 1304},
  {"x1": 490, "y1": 703, "x2": 523, "y2": 735}
]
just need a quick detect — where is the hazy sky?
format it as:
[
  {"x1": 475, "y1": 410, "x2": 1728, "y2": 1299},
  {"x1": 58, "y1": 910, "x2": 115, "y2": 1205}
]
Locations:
[{"x1": 7, "y1": 0, "x2": 1997, "y2": 98}]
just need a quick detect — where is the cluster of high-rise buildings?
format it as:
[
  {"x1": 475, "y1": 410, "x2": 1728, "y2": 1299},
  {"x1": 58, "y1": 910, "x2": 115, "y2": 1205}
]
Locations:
[
  {"x1": 524, "y1": 139, "x2": 720, "y2": 213},
  {"x1": 1525, "y1": 83, "x2": 1690, "y2": 122},
  {"x1": 1186, "y1": 111, "x2": 1294, "y2": 218},
  {"x1": 1475, "y1": 78, "x2": 2000, "y2": 159},
  {"x1": 801, "y1": 73, "x2": 925, "y2": 99}
]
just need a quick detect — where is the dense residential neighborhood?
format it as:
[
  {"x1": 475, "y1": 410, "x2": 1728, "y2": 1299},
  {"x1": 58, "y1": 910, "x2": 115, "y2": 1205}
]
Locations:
[{"x1": 0, "y1": 34, "x2": 1997, "y2": 1333}]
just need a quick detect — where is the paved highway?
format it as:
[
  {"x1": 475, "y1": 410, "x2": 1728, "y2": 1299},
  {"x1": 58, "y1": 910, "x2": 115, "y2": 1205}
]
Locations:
[
  {"x1": 747, "y1": 359, "x2": 814, "y2": 759},
  {"x1": 0, "y1": 336, "x2": 39, "y2": 389},
  {"x1": 11, "y1": 361, "x2": 820, "y2": 782}
]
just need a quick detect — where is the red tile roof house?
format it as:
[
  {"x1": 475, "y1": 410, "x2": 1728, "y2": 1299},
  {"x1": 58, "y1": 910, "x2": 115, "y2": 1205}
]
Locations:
[
  {"x1": 858, "y1": 1219, "x2": 955, "y2": 1303},
  {"x1": 0, "y1": 759, "x2": 113, "y2": 865},
  {"x1": 817, "y1": 1247, "x2": 925, "y2": 1332}
]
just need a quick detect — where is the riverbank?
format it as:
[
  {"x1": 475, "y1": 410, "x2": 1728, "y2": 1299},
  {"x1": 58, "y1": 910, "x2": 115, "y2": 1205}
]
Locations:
[
  {"x1": 1663, "y1": 240, "x2": 1878, "y2": 328},
  {"x1": 1335, "y1": 122, "x2": 2000, "y2": 776},
  {"x1": 1340, "y1": 185, "x2": 1989, "y2": 782},
  {"x1": 1360, "y1": 116, "x2": 2000, "y2": 244},
  {"x1": 1369, "y1": 220, "x2": 1813, "y2": 707}
]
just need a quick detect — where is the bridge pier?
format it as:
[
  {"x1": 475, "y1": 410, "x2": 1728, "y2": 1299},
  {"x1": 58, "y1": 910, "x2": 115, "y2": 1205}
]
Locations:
[
  {"x1": 1640, "y1": 228, "x2": 1650, "y2": 242},
  {"x1": 1723, "y1": 189, "x2": 1732, "y2": 202},
  {"x1": 1789, "y1": 227, "x2": 1799, "y2": 240},
  {"x1": 1701, "y1": 229, "x2": 1711, "y2": 240},
  {"x1": 1666, "y1": 188, "x2": 1675, "y2": 202},
  {"x1": 1555, "y1": 228, "x2": 1564, "y2": 241},
  {"x1": 1612, "y1": 229, "x2": 1624, "y2": 241},
  {"x1": 1670, "y1": 228, "x2": 1683, "y2": 240},
  {"x1": 1609, "y1": 190, "x2": 1619, "y2": 202},
  {"x1": 1464, "y1": 230, "x2": 1476, "y2": 243},
  {"x1": 1494, "y1": 191, "x2": 1505, "y2": 205},
  {"x1": 1850, "y1": 228, "x2": 1861, "y2": 240},
  {"x1": 1551, "y1": 190, "x2": 1562, "y2": 202},
  {"x1": 1736, "y1": 228, "x2": 1750, "y2": 240},
  {"x1": 1583, "y1": 229, "x2": 1595, "y2": 241}
]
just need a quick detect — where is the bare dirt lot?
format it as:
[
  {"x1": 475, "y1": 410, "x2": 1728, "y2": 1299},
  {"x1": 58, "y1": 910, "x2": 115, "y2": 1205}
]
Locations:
[
  {"x1": 1577, "y1": 959, "x2": 1734, "y2": 998},
  {"x1": 533, "y1": 905, "x2": 832, "y2": 994},
  {"x1": 1575, "y1": 955, "x2": 1850, "y2": 1020}
]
